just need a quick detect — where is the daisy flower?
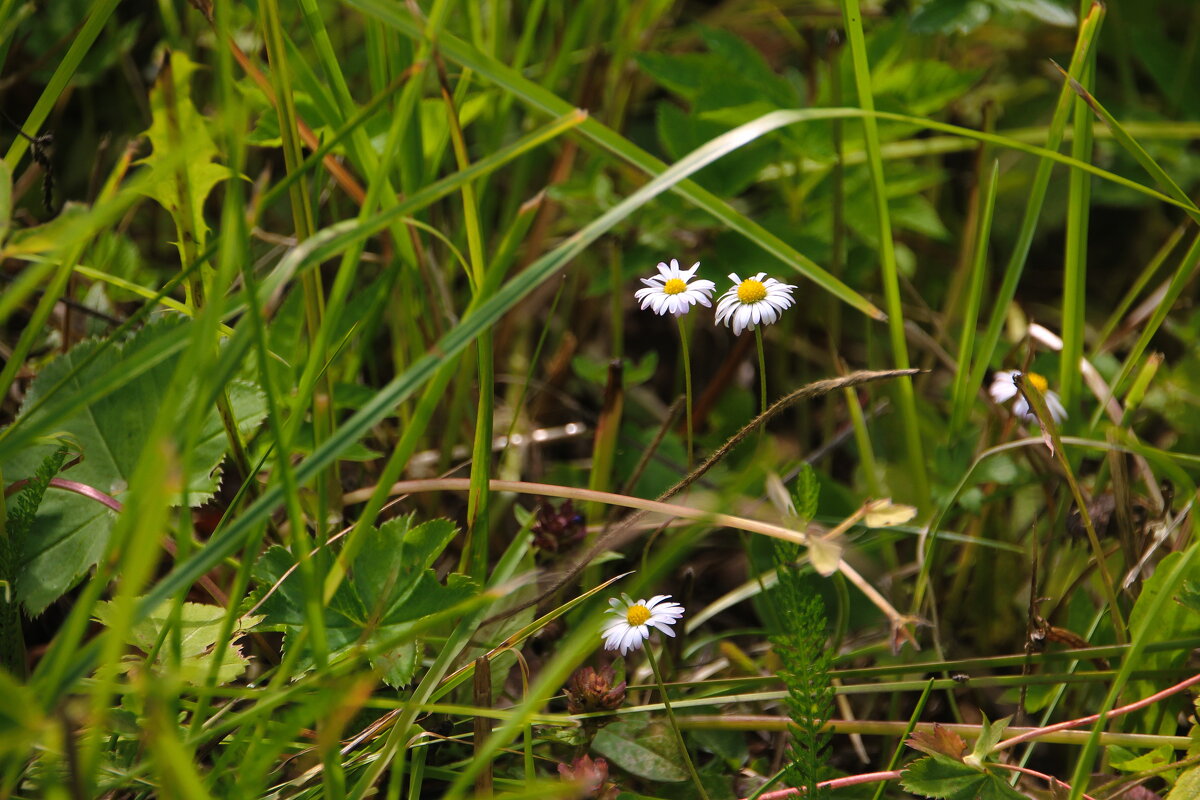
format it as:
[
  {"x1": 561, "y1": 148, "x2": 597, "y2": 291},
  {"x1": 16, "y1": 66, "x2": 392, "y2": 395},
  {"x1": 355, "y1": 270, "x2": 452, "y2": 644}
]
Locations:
[
  {"x1": 714, "y1": 272, "x2": 796, "y2": 335},
  {"x1": 989, "y1": 370, "x2": 1067, "y2": 424},
  {"x1": 634, "y1": 259, "x2": 715, "y2": 317},
  {"x1": 601, "y1": 594, "x2": 685, "y2": 656}
]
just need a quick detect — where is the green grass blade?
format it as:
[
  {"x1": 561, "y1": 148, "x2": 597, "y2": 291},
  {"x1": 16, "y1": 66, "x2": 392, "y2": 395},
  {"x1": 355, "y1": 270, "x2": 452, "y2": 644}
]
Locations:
[
  {"x1": 839, "y1": 0, "x2": 928, "y2": 510},
  {"x1": 341, "y1": 0, "x2": 884, "y2": 321},
  {"x1": 949, "y1": 160, "x2": 999, "y2": 433},
  {"x1": 963, "y1": 2, "x2": 1105, "y2": 425}
]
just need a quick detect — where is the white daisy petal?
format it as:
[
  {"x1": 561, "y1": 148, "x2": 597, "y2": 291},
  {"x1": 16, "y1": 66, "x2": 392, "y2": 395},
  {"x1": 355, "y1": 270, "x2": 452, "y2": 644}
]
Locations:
[
  {"x1": 989, "y1": 371, "x2": 1019, "y2": 404},
  {"x1": 601, "y1": 593, "x2": 686, "y2": 655},
  {"x1": 713, "y1": 273, "x2": 797, "y2": 335},
  {"x1": 634, "y1": 259, "x2": 715, "y2": 318},
  {"x1": 992, "y1": 370, "x2": 1068, "y2": 425}
]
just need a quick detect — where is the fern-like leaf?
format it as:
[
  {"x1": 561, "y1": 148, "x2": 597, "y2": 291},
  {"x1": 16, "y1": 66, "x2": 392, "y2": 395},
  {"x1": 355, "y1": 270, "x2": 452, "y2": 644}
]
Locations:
[{"x1": 769, "y1": 559, "x2": 834, "y2": 797}]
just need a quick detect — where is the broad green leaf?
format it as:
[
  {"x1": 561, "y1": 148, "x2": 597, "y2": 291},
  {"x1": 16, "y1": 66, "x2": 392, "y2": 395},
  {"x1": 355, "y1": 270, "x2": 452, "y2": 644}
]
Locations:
[
  {"x1": 2, "y1": 318, "x2": 267, "y2": 614},
  {"x1": 1178, "y1": 580, "x2": 1200, "y2": 615},
  {"x1": 136, "y1": 51, "x2": 234, "y2": 248},
  {"x1": 1168, "y1": 766, "x2": 1200, "y2": 800},
  {"x1": 910, "y1": 0, "x2": 993, "y2": 34},
  {"x1": 591, "y1": 717, "x2": 689, "y2": 783},
  {"x1": 997, "y1": 0, "x2": 1075, "y2": 26},
  {"x1": 251, "y1": 516, "x2": 473, "y2": 687},
  {"x1": 93, "y1": 600, "x2": 261, "y2": 685},
  {"x1": 901, "y1": 754, "x2": 1026, "y2": 800}
]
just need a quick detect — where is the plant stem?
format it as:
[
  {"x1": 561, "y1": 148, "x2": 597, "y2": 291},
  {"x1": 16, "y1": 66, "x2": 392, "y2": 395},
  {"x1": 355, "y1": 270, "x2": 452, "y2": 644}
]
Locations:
[
  {"x1": 644, "y1": 644, "x2": 709, "y2": 800},
  {"x1": 676, "y1": 315, "x2": 694, "y2": 469},
  {"x1": 755, "y1": 327, "x2": 767, "y2": 417}
]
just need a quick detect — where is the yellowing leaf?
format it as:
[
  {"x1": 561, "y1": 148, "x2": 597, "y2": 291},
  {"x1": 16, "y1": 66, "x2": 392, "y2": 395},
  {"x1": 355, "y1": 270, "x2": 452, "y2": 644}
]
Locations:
[
  {"x1": 94, "y1": 600, "x2": 262, "y2": 685},
  {"x1": 136, "y1": 51, "x2": 233, "y2": 250},
  {"x1": 864, "y1": 498, "x2": 918, "y2": 528},
  {"x1": 807, "y1": 535, "x2": 843, "y2": 577}
]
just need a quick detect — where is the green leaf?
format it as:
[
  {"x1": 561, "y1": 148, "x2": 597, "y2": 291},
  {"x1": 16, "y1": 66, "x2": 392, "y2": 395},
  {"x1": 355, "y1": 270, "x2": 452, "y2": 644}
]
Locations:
[
  {"x1": 1129, "y1": 551, "x2": 1200, "y2": 732},
  {"x1": 591, "y1": 717, "x2": 689, "y2": 783},
  {"x1": 791, "y1": 464, "x2": 820, "y2": 525},
  {"x1": 995, "y1": 0, "x2": 1075, "y2": 27},
  {"x1": 93, "y1": 600, "x2": 261, "y2": 685},
  {"x1": 1168, "y1": 766, "x2": 1200, "y2": 800},
  {"x1": 910, "y1": 0, "x2": 993, "y2": 35},
  {"x1": 251, "y1": 516, "x2": 473, "y2": 687},
  {"x1": 901, "y1": 754, "x2": 1026, "y2": 800},
  {"x1": 571, "y1": 352, "x2": 658, "y2": 388},
  {"x1": 968, "y1": 714, "x2": 1011, "y2": 764},
  {"x1": 1178, "y1": 580, "x2": 1200, "y2": 614},
  {"x1": 136, "y1": 51, "x2": 234, "y2": 247},
  {"x1": 1, "y1": 319, "x2": 267, "y2": 614}
]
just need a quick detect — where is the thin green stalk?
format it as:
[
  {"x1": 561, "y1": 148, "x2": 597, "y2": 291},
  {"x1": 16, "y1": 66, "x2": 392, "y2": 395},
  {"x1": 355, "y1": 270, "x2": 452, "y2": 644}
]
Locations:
[
  {"x1": 677, "y1": 316, "x2": 694, "y2": 469},
  {"x1": 1060, "y1": 41, "x2": 1095, "y2": 412},
  {"x1": 949, "y1": 160, "x2": 1000, "y2": 433},
  {"x1": 438, "y1": 59, "x2": 493, "y2": 582},
  {"x1": 755, "y1": 327, "x2": 768, "y2": 417},
  {"x1": 1094, "y1": 223, "x2": 1185, "y2": 351},
  {"x1": 965, "y1": 3, "x2": 1105, "y2": 422},
  {"x1": 260, "y1": 0, "x2": 338, "y2": 544},
  {"x1": 838, "y1": 0, "x2": 928, "y2": 511},
  {"x1": 645, "y1": 645, "x2": 710, "y2": 800},
  {"x1": 1090, "y1": 231, "x2": 1200, "y2": 429}
]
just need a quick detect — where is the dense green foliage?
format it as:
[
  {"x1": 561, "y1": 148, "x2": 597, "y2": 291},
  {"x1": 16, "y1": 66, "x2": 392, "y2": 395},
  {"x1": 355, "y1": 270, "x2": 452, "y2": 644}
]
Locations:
[{"x1": 2, "y1": 0, "x2": 1200, "y2": 798}]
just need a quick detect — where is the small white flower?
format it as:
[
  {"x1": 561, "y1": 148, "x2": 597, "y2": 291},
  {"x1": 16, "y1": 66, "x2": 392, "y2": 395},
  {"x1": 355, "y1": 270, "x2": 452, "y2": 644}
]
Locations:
[
  {"x1": 989, "y1": 370, "x2": 1067, "y2": 424},
  {"x1": 601, "y1": 594, "x2": 685, "y2": 655},
  {"x1": 634, "y1": 259, "x2": 716, "y2": 317},
  {"x1": 714, "y1": 272, "x2": 796, "y2": 335}
]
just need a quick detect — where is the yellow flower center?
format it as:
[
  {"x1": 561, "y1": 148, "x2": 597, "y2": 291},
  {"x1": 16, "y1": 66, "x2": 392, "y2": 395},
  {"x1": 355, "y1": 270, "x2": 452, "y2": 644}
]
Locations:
[
  {"x1": 625, "y1": 604, "x2": 651, "y2": 627},
  {"x1": 1026, "y1": 372, "x2": 1049, "y2": 393},
  {"x1": 737, "y1": 278, "x2": 767, "y2": 304},
  {"x1": 662, "y1": 278, "x2": 687, "y2": 295}
]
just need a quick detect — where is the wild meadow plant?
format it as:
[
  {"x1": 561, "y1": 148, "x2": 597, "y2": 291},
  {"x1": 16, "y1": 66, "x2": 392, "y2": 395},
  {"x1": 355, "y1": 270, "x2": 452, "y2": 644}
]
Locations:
[{"x1": 3, "y1": 1, "x2": 1200, "y2": 798}]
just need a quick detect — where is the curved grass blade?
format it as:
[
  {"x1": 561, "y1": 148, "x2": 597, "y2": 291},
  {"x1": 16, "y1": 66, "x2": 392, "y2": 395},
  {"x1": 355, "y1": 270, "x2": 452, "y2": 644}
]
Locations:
[
  {"x1": 341, "y1": 0, "x2": 884, "y2": 321},
  {"x1": 34, "y1": 107, "x2": 843, "y2": 701}
]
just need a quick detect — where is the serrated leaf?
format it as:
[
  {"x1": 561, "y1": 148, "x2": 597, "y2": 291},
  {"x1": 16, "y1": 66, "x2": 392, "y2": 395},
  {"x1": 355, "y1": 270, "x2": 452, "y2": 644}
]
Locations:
[
  {"x1": 901, "y1": 754, "x2": 1026, "y2": 800},
  {"x1": 136, "y1": 51, "x2": 234, "y2": 247},
  {"x1": 591, "y1": 717, "x2": 689, "y2": 783},
  {"x1": 93, "y1": 600, "x2": 261, "y2": 685},
  {"x1": 251, "y1": 516, "x2": 474, "y2": 687},
  {"x1": 792, "y1": 464, "x2": 820, "y2": 524},
  {"x1": 907, "y1": 724, "x2": 968, "y2": 760},
  {"x1": 2, "y1": 319, "x2": 267, "y2": 614}
]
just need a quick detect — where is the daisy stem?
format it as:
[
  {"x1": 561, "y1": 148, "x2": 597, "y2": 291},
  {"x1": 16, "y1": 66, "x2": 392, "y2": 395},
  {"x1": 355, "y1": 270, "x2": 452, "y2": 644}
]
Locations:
[
  {"x1": 675, "y1": 315, "x2": 694, "y2": 469},
  {"x1": 754, "y1": 327, "x2": 767, "y2": 416},
  {"x1": 644, "y1": 645, "x2": 710, "y2": 800}
]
